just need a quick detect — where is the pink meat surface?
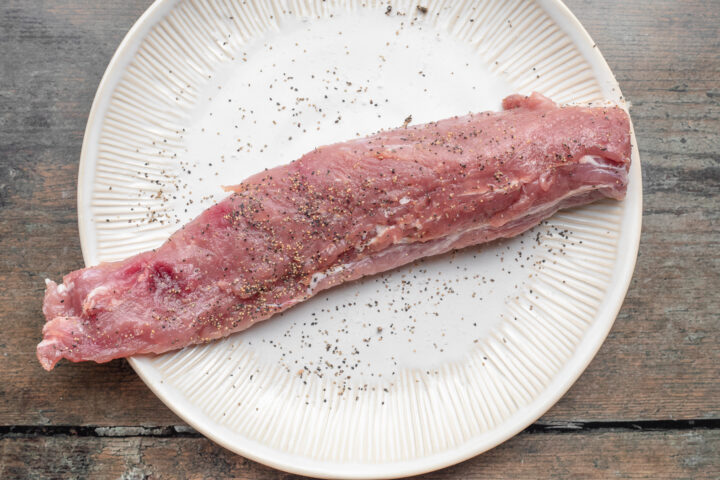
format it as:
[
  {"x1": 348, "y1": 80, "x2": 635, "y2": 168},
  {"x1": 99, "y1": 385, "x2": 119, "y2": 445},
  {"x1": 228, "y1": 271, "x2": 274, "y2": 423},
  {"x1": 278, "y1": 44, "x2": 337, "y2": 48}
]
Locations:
[{"x1": 38, "y1": 93, "x2": 632, "y2": 370}]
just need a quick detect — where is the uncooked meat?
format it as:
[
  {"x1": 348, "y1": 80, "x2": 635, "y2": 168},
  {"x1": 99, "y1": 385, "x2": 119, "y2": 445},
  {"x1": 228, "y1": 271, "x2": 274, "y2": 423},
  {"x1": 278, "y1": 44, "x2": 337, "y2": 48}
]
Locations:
[{"x1": 38, "y1": 93, "x2": 631, "y2": 370}]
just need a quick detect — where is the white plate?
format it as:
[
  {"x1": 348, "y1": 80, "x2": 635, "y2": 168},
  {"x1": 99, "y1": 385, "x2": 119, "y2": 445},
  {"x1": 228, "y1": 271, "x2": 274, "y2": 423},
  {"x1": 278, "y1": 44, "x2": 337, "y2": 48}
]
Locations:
[{"x1": 77, "y1": 0, "x2": 641, "y2": 477}]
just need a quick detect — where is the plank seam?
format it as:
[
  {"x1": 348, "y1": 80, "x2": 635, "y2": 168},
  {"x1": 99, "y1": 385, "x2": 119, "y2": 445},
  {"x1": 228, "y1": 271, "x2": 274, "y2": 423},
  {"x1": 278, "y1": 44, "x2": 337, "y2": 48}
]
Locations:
[{"x1": 2, "y1": 420, "x2": 719, "y2": 438}]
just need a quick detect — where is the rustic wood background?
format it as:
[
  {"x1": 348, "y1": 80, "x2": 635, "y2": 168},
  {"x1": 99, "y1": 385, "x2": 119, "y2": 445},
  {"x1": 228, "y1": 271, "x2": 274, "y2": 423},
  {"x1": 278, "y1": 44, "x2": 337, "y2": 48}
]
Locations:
[{"x1": 1, "y1": 0, "x2": 718, "y2": 478}]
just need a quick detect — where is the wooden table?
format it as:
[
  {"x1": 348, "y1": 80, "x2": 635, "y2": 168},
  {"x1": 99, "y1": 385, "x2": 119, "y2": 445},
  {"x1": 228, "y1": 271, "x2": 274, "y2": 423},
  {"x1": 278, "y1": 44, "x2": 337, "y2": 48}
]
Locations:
[{"x1": 1, "y1": 0, "x2": 718, "y2": 478}]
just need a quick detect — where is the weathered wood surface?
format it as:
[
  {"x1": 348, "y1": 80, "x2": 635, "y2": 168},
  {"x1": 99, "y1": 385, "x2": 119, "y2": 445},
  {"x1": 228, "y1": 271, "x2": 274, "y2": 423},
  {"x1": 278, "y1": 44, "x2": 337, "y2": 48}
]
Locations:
[
  {"x1": 2, "y1": 429, "x2": 718, "y2": 479},
  {"x1": 0, "y1": 0, "x2": 718, "y2": 477}
]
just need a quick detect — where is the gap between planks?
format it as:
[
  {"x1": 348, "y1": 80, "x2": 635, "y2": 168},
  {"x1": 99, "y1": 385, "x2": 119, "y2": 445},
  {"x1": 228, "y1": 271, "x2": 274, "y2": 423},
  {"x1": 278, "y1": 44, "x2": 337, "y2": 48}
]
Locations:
[{"x1": 2, "y1": 419, "x2": 719, "y2": 439}]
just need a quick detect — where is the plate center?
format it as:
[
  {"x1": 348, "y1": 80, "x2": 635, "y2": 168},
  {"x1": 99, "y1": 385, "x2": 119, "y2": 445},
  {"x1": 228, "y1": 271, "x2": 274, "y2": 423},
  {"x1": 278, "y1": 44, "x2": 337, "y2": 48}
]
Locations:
[{"x1": 173, "y1": 7, "x2": 519, "y2": 383}]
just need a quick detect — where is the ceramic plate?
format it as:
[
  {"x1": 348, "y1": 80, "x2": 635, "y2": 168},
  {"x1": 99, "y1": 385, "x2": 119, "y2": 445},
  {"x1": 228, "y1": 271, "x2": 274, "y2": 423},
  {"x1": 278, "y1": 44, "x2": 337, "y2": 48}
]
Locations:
[{"x1": 77, "y1": 0, "x2": 641, "y2": 477}]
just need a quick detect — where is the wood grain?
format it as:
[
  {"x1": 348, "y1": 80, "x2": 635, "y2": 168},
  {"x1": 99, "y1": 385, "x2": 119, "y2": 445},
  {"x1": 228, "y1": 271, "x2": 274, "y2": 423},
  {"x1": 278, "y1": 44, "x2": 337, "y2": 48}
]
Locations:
[
  {"x1": 544, "y1": 0, "x2": 720, "y2": 422},
  {"x1": 0, "y1": 0, "x2": 718, "y2": 476},
  {"x1": 2, "y1": 429, "x2": 718, "y2": 479},
  {"x1": 0, "y1": 0, "x2": 182, "y2": 426}
]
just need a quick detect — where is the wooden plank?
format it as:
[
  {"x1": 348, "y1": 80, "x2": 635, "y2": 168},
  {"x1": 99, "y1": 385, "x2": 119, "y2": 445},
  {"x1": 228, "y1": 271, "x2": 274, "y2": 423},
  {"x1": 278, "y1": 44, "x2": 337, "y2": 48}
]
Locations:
[
  {"x1": 0, "y1": 0, "x2": 184, "y2": 426},
  {"x1": 539, "y1": 0, "x2": 720, "y2": 422},
  {"x1": 1, "y1": 429, "x2": 718, "y2": 479},
  {"x1": 0, "y1": 0, "x2": 717, "y2": 427}
]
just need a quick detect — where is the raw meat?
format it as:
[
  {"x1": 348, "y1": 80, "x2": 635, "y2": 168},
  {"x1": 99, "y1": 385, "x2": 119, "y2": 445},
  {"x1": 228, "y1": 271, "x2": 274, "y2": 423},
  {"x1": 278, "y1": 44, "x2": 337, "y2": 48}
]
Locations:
[{"x1": 38, "y1": 93, "x2": 632, "y2": 370}]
